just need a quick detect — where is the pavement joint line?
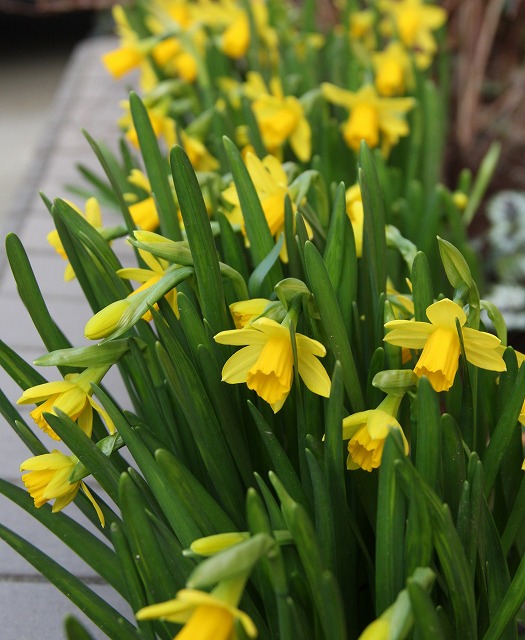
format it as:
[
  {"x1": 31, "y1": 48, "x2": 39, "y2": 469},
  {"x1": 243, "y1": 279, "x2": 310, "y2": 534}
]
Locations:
[{"x1": 0, "y1": 573, "x2": 108, "y2": 585}]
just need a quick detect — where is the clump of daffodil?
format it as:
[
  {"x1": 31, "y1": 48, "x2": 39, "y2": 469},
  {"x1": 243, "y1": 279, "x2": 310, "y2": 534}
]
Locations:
[
  {"x1": 242, "y1": 72, "x2": 311, "y2": 162},
  {"x1": 384, "y1": 298, "x2": 506, "y2": 392},
  {"x1": 372, "y1": 40, "x2": 413, "y2": 96},
  {"x1": 322, "y1": 83, "x2": 415, "y2": 155},
  {"x1": 214, "y1": 307, "x2": 331, "y2": 413},
  {"x1": 20, "y1": 450, "x2": 105, "y2": 526},
  {"x1": 221, "y1": 153, "x2": 311, "y2": 262},
  {"x1": 17, "y1": 367, "x2": 115, "y2": 440},
  {"x1": 47, "y1": 197, "x2": 105, "y2": 281},
  {"x1": 343, "y1": 393, "x2": 409, "y2": 472},
  {"x1": 380, "y1": 0, "x2": 447, "y2": 69},
  {"x1": 136, "y1": 577, "x2": 257, "y2": 640},
  {"x1": 117, "y1": 237, "x2": 180, "y2": 320},
  {"x1": 345, "y1": 184, "x2": 365, "y2": 257}
]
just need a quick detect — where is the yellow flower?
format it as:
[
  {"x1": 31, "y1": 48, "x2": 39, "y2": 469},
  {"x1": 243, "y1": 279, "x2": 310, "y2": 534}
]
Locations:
[
  {"x1": 190, "y1": 532, "x2": 250, "y2": 556},
  {"x1": 126, "y1": 169, "x2": 160, "y2": 231},
  {"x1": 47, "y1": 197, "x2": 104, "y2": 281},
  {"x1": 17, "y1": 367, "x2": 115, "y2": 440},
  {"x1": 119, "y1": 99, "x2": 176, "y2": 149},
  {"x1": 245, "y1": 73, "x2": 311, "y2": 162},
  {"x1": 384, "y1": 298, "x2": 506, "y2": 392},
  {"x1": 221, "y1": 12, "x2": 250, "y2": 59},
  {"x1": 136, "y1": 580, "x2": 257, "y2": 640},
  {"x1": 101, "y1": 6, "x2": 145, "y2": 79},
  {"x1": 229, "y1": 298, "x2": 271, "y2": 329},
  {"x1": 214, "y1": 317, "x2": 331, "y2": 413},
  {"x1": 222, "y1": 153, "x2": 311, "y2": 262},
  {"x1": 343, "y1": 394, "x2": 408, "y2": 472},
  {"x1": 85, "y1": 299, "x2": 131, "y2": 340},
  {"x1": 345, "y1": 184, "x2": 365, "y2": 257},
  {"x1": 20, "y1": 450, "x2": 105, "y2": 526},
  {"x1": 372, "y1": 41, "x2": 413, "y2": 96},
  {"x1": 322, "y1": 83, "x2": 415, "y2": 155},
  {"x1": 349, "y1": 10, "x2": 377, "y2": 50},
  {"x1": 381, "y1": 0, "x2": 447, "y2": 69},
  {"x1": 117, "y1": 241, "x2": 179, "y2": 321}
]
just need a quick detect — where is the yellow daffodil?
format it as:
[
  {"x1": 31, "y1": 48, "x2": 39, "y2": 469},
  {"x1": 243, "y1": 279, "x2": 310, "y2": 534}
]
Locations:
[
  {"x1": 244, "y1": 72, "x2": 311, "y2": 162},
  {"x1": 117, "y1": 243, "x2": 179, "y2": 320},
  {"x1": 20, "y1": 450, "x2": 105, "y2": 526},
  {"x1": 384, "y1": 298, "x2": 506, "y2": 392},
  {"x1": 343, "y1": 394, "x2": 408, "y2": 471},
  {"x1": 126, "y1": 169, "x2": 160, "y2": 231},
  {"x1": 85, "y1": 299, "x2": 131, "y2": 341},
  {"x1": 380, "y1": 0, "x2": 446, "y2": 69},
  {"x1": 17, "y1": 367, "x2": 114, "y2": 440},
  {"x1": 221, "y1": 11, "x2": 250, "y2": 59},
  {"x1": 372, "y1": 41, "x2": 413, "y2": 96},
  {"x1": 221, "y1": 153, "x2": 311, "y2": 262},
  {"x1": 136, "y1": 578, "x2": 257, "y2": 640},
  {"x1": 322, "y1": 83, "x2": 415, "y2": 155},
  {"x1": 345, "y1": 184, "x2": 365, "y2": 257},
  {"x1": 119, "y1": 98, "x2": 176, "y2": 149},
  {"x1": 101, "y1": 5, "x2": 145, "y2": 79},
  {"x1": 47, "y1": 197, "x2": 104, "y2": 281},
  {"x1": 190, "y1": 532, "x2": 250, "y2": 556},
  {"x1": 349, "y1": 9, "x2": 377, "y2": 50},
  {"x1": 214, "y1": 317, "x2": 331, "y2": 412},
  {"x1": 229, "y1": 298, "x2": 271, "y2": 328}
]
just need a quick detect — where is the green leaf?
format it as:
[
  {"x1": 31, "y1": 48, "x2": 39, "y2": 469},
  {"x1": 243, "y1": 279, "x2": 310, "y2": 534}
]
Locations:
[
  {"x1": 270, "y1": 472, "x2": 347, "y2": 640},
  {"x1": 5, "y1": 233, "x2": 73, "y2": 359},
  {"x1": 375, "y1": 432, "x2": 407, "y2": 613},
  {"x1": 482, "y1": 363, "x2": 525, "y2": 495},
  {"x1": 463, "y1": 141, "x2": 501, "y2": 226},
  {"x1": 248, "y1": 402, "x2": 310, "y2": 511},
  {"x1": 34, "y1": 339, "x2": 135, "y2": 368},
  {"x1": 415, "y1": 377, "x2": 441, "y2": 492},
  {"x1": 303, "y1": 241, "x2": 364, "y2": 411},
  {"x1": 411, "y1": 252, "x2": 434, "y2": 322},
  {"x1": 129, "y1": 92, "x2": 182, "y2": 241},
  {"x1": 223, "y1": 136, "x2": 283, "y2": 293},
  {"x1": 119, "y1": 472, "x2": 180, "y2": 602},
  {"x1": 248, "y1": 234, "x2": 284, "y2": 298},
  {"x1": 64, "y1": 616, "x2": 97, "y2": 640},
  {"x1": 0, "y1": 337, "x2": 47, "y2": 388},
  {"x1": 440, "y1": 413, "x2": 466, "y2": 521},
  {"x1": 407, "y1": 579, "x2": 446, "y2": 639},
  {"x1": 483, "y1": 547, "x2": 525, "y2": 640},
  {"x1": 0, "y1": 523, "x2": 140, "y2": 639},
  {"x1": 170, "y1": 144, "x2": 230, "y2": 333}
]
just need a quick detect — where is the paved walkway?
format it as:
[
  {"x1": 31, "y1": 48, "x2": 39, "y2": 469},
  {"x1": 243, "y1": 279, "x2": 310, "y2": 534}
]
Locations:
[{"x1": 0, "y1": 35, "x2": 137, "y2": 639}]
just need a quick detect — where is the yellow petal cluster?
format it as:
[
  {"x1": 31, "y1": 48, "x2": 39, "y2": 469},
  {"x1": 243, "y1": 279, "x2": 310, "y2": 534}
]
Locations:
[
  {"x1": 17, "y1": 367, "x2": 114, "y2": 439},
  {"x1": 322, "y1": 83, "x2": 415, "y2": 156},
  {"x1": 20, "y1": 450, "x2": 105, "y2": 525},
  {"x1": 384, "y1": 298, "x2": 506, "y2": 392},
  {"x1": 215, "y1": 317, "x2": 331, "y2": 412}
]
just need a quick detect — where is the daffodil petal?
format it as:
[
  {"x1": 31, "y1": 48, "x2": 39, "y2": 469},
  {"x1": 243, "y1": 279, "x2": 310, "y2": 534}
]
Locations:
[
  {"x1": 17, "y1": 381, "x2": 75, "y2": 404},
  {"x1": 295, "y1": 333, "x2": 326, "y2": 357},
  {"x1": 222, "y1": 345, "x2": 263, "y2": 383},
  {"x1": 297, "y1": 352, "x2": 331, "y2": 397},
  {"x1": 383, "y1": 320, "x2": 434, "y2": 348},
  {"x1": 342, "y1": 411, "x2": 372, "y2": 439},
  {"x1": 462, "y1": 327, "x2": 506, "y2": 372},
  {"x1": 215, "y1": 328, "x2": 267, "y2": 346},
  {"x1": 425, "y1": 298, "x2": 466, "y2": 329}
]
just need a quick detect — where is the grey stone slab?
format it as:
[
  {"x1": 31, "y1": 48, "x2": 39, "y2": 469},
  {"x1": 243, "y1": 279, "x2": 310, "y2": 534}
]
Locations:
[
  {"x1": 0, "y1": 490, "x2": 107, "y2": 577},
  {"x1": 0, "y1": 580, "x2": 134, "y2": 639}
]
